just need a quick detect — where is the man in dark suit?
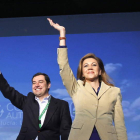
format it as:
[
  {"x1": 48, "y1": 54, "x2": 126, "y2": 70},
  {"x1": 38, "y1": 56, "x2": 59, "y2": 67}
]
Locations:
[{"x1": 0, "y1": 72, "x2": 72, "y2": 140}]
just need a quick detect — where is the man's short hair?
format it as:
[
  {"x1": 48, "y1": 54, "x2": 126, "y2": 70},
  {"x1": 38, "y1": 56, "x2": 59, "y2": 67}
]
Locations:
[{"x1": 32, "y1": 72, "x2": 51, "y2": 84}]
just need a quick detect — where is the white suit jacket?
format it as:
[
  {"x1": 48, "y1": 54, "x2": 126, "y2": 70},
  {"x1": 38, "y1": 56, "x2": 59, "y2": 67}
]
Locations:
[{"x1": 57, "y1": 48, "x2": 127, "y2": 140}]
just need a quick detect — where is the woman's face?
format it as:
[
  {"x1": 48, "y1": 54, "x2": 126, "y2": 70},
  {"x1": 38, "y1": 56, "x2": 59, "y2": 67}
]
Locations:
[{"x1": 82, "y1": 58, "x2": 101, "y2": 82}]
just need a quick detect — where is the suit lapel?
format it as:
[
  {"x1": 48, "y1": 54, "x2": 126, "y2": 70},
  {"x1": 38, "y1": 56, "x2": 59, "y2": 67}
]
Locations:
[
  {"x1": 84, "y1": 81, "x2": 111, "y2": 100},
  {"x1": 85, "y1": 82, "x2": 98, "y2": 99},
  {"x1": 98, "y1": 81, "x2": 111, "y2": 99},
  {"x1": 28, "y1": 93, "x2": 39, "y2": 129},
  {"x1": 41, "y1": 96, "x2": 58, "y2": 129}
]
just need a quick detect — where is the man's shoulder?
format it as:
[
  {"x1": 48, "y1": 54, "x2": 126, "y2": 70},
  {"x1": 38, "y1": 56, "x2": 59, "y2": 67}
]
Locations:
[
  {"x1": 51, "y1": 96, "x2": 69, "y2": 105},
  {"x1": 26, "y1": 92, "x2": 35, "y2": 99}
]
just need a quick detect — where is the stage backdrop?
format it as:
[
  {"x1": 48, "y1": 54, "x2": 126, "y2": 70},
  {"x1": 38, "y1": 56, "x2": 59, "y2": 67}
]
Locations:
[{"x1": 0, "y1": 12, "x2": 140, "y2": 140}]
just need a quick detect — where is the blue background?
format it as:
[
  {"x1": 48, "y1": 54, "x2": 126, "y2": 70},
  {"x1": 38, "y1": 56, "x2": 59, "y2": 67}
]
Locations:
[{"x1": 0, "y1": 13, "x2": 140, "y2": 140}]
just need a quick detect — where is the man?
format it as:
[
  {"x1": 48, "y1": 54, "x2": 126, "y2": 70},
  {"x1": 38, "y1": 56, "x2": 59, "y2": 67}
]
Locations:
[{"x1": 0, "y1": 71, "x2": 72, "y2": 140}]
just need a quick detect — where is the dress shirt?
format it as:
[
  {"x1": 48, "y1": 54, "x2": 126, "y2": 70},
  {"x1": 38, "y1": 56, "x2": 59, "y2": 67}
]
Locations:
[
  {"x1": 35, "y1": 95, "x2": 51, "y2": 140},
  {"x1": 92, "y1": 83, "x2": 101, "y2": 96}
]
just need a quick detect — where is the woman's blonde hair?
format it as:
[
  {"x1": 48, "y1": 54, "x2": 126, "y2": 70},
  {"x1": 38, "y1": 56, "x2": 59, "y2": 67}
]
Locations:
[{"x1": 77, "y1": 53, "x2": 114, "y2": 86}]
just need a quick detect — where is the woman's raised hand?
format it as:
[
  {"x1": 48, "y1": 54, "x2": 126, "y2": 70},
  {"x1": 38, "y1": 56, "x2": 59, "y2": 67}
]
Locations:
[
  {"x1": 47, "y1": 18, "x2": 66, "y2": 45},
  {"x1": 47, "y1": 18, "x2": 65, "y2": 36}
]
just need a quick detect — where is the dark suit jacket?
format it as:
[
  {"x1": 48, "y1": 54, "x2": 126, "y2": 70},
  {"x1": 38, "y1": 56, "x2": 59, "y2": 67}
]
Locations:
[{"x1": 0, "y1": 73, "x2": 72, "y2": 140}]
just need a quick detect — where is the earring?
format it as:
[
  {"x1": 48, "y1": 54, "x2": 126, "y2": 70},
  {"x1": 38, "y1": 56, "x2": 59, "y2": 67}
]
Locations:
[{"x1": 82, "y1": 76, "x2": 85, "y2": 80}]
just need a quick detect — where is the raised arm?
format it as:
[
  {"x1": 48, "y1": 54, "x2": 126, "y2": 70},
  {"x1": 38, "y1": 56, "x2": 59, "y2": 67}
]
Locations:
[
  {"x1": 0, "y1": 73, "x2": 26, "y2": 110},
  {"x1": 47, "y1": 18, "x2": 78, "y2": 97},
  {"x1": 47, "y1": 18, "x2": 66, "y2": 46}
]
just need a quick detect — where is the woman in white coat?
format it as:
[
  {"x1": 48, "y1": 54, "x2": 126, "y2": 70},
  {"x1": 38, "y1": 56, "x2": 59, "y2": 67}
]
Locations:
[{"x1": 48, "y1": 18, "x2": 127, "y2": 140}]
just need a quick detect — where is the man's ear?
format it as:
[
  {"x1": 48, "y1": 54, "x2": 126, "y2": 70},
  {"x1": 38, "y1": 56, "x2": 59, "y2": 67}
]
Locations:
[{"x1": 48, "y1": 83, "x2": 51, "y2": 89}]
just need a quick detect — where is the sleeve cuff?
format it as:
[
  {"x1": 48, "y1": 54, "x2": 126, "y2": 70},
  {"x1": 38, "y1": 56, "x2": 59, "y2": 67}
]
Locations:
[{"x1": 59, "y1": 46, "x2": 67, "y2": 48}]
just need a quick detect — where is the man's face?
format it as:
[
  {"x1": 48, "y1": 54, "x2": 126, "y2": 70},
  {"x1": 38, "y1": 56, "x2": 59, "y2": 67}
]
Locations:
[{"x1": 32, "y1": 75, "x2": 51, "y2": 98}]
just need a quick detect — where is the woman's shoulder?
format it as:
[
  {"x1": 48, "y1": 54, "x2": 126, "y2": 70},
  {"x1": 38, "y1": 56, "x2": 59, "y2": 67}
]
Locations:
[
  {"x1": 102, "y1": 81, "x2": 121, "y2": 92},
  {"x1": 110, "y1": 85, "x2": 120, "y2": 90},
  {"x1": 77, "y1": 79, "x2": 85, "y2": 86}
]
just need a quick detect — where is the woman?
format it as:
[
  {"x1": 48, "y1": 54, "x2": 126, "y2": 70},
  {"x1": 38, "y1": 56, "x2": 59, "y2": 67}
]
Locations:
[{"x1": 47, "y1": 18, "x2": 127, "y2": 140}]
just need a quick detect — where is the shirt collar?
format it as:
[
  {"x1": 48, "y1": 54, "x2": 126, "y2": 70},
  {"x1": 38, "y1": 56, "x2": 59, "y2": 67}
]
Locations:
[
  {"x1": 35, "y1": 94, "x2": 51, "y2": 102},
  {"x1": 92, "y1": 82, "x2": 101, "y2": 95}
]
